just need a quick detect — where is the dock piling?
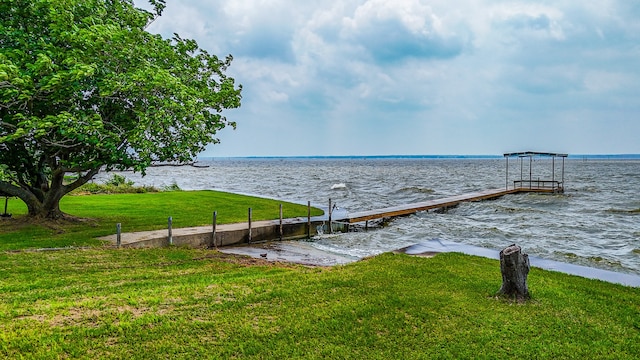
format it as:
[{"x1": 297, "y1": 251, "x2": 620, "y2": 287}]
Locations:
[
  {"x1": 307, "y1": 201, "x2": 311, "y2": 238},
  {"x1": 328, "y1": 198, "x2": 333, "y2": 234},
  {"x1": 212, "y1": 211, "x2": 218, "y2": 248},
  {"x1": 116, "y1": 223, "x2": 121, "y2": 248},
  {"x1": 248, "y1": 208, "x2": 252, "y2": 243},
  {"x1": 279, "y1": 204, "x2": 283, "y2": 240}
]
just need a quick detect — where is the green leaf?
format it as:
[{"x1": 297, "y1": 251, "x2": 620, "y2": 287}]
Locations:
[{"x1": 0, "y1": 0, "x2": 241, "y2": 218}]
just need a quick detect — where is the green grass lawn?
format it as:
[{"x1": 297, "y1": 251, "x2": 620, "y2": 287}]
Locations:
[
  {"x1": 0, "y1": 248, "x2": 638, "y2": 359},
  {"x1": 0, "y1": 191, "x2": 323, "y2": 250},
  {"x1": 1, "y1": 192, "x2": 639, "y2": 359}
]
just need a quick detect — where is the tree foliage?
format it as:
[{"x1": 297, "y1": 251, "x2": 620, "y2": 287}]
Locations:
[{"x1": 0, "y1": 0, "x2": 242, "y2": 219}]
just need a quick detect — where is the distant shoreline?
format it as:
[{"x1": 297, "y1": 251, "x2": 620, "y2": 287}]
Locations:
[{"x1": 197, "y1": 154, "x2": 640, "y2": 160}]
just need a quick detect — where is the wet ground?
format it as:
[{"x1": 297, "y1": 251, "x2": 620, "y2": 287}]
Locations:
[
  {"x1": 220, "y1": 239, "x2": 640, "y2": 287},
  {"x1": 219, "y1": 240, "x2": 356, "y2": 267}
]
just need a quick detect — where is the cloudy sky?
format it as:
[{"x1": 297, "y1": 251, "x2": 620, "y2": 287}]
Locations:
[{"x1": 146, "y1": 0, "x2": 640, "y2": 156}]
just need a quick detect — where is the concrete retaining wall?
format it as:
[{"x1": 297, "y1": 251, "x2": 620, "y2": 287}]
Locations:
[{"x1": 121, "y1": 220, "x2": 327, "y2": 248}]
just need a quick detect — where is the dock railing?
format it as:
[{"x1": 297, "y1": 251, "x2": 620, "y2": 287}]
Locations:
[{"x1": 513, "y1": 179, "x2": 563, "y2": 192}]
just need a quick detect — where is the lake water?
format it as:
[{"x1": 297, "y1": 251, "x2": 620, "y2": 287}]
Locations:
[{"x1": 96, "y1": 157, "x2": 640, "y2": 275}]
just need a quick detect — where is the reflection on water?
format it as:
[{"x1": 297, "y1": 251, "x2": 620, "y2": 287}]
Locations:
[{"x1": 97, "y1": 158, "x2": 640, "y2": 275}]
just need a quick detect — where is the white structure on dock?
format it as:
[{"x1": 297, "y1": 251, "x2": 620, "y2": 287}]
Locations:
[{"x1": 504, "y1": 151, "x2": 568, "y2": 193}]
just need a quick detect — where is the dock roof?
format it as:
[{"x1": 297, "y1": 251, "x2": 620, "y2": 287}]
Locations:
[{"x1": 503, "y1": 151, "x2": 568, "y2": 158}]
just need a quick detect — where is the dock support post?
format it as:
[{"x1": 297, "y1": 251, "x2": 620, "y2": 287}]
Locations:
[
  {"x1": 116, "y1": 223, "x2": 121, "y2": 248},
  {"x1": 328, "y1": 198, "x2": 332, "y2": 234},
  {"x1": 520, "y1": 157, "x2": 523, "y2": 186},
  {"x1": 505, "y1": 156, "x2": 509, "y2": 190},
  {"x1": 168, "y1": 216, "x2": 173, "y2": 245},
  {"x1": 529, "y1": 156, "x2": 533, "y2": 189},
  {"x1": 248, "y1": 208, "x2": 252, "y2": 243},
  {"x1": 552, "y1": 156, "x2": 556, "y2": 190},
  {"x1": 279, "y1": 204, "x2": 283, "y2": 241},
  {"x1": 212, "y1": 211, "x2": 217, "y2": 248},
  {"x1": 562, "y1": 156, "x2": 565, "y2": 191},
  {"x1": 307, "y1": 201, "x2": 311, "y2": 238}
]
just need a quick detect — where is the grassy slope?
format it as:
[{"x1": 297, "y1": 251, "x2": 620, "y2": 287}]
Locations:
[
  {"x1": 0, "y1": 191, "x2": 323, "y2": 250},
  {"x1": 0, "y1": 248, "x2": 638, "y2": 359},
  {"x1": 1, "y1": 193, "x2": 639, "y2": 358}
]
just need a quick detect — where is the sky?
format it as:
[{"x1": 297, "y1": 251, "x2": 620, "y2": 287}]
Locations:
[{"x1": 145, "y1": 0, "x2": 640, "y2": 157}]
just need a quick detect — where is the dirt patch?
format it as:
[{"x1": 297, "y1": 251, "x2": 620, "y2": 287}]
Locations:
[
  {"x1": 17, "y1": 303, "x2": 179, "y2": 328},
  {"x1": 0, "y1": 214, "x2": 98, "y2": 233},
  {"x1": 194, "y1": 251, "x2": 299, "y2": 268}
]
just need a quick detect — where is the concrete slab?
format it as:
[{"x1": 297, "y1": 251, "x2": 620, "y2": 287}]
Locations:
[{"x1": 219, "y1": 240, "x2": 357, "y2": 267}]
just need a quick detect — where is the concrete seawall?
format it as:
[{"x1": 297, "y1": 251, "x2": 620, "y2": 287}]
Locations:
[{"x1": 99, "y1": 218, "x2": 328, "y2": 248}]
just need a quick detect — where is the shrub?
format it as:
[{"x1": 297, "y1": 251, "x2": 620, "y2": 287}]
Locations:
[
  {"x1": 105, "y1": 174, "x2": 134, "y2": 187},
  {"x1": 71, "y1": 174, "x2": 159, "y2": 195},
  {"x1": 162, "y1": 181, "x2": 182, "y2": 192}
]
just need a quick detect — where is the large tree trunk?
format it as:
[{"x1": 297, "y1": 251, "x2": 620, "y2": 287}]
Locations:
[
  {"x1": 497, "y1": 244, "x2": 531, "y2": 301},
  {"x1": 17, "y1": 184, "x2": 66, "y2": 219},
  {"x1": 0, "y1": 167, "x2": 100, "y2": 220}
]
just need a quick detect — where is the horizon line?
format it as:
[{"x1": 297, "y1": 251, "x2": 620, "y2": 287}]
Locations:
[{"x1": 197, "y1": 154, "x2": 640, "y2": 159}]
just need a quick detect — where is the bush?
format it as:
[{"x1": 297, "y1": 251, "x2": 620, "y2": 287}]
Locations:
[
  {"x1": 66, "y1": 174, "x2": 182, "y2": 195},
  {"x1": 104, "y1": 174, "x2": 134, "y2": 187},
  {"x1": 162, "y1": 181, "x2": 182, "y2": 192},
  {"x1": 71, "y1": 174, "x2": 159, "y2": 195}
]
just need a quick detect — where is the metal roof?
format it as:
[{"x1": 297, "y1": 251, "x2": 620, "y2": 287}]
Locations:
[{"x1": 503, "y1": 151, "x2": 568, "y2": 158}]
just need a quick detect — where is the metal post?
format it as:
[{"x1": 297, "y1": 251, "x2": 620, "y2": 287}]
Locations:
[
  {"x1": 279, "y1": 204, "x2": 283, "y2": 241},
  {"x1": 116, "y1": 223, "x2": 122, "y2": 248},
  {"x1": 307, "y1": 201, "x2": 311, "y2": 238},
  {"x1": 248, "y1": 208, "x2": 252, "y2": 243},
  {"x1": 212, "y1": 211, "x2": 217, "y2": 248},
  {"x1": 3, "y1": 197, "x2": 8, "y2": 215},
  {"x1": 505, "y1": 156, "x2": 509, "y2": 190},
  {"x1": 328, "y1": 198, "x2": 332, "y2": 234},
  {"x1": 552, "y1": 156, "x2": 556, "y2": 190},
  {"x1": 168, "y1": 216, "x2": 173, "y2": 245},
  {"x1": 562, "y1": 157, "x2": 565, "y2": 190},
  {"x1": 520, "y1": 156, "x2": 523, "y2": 185},
  {"x1": 529, "y1": 156, "x2": 532, "y2": 189}
]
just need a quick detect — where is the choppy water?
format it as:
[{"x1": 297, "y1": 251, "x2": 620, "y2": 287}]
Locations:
[{"x1": 97, "y1": 158, "x2": 640, "y2": 275}]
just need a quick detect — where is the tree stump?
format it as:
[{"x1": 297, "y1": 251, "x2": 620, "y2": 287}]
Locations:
[{"x1": 497, "y1": 244, "x2": 530, "y2": 301}]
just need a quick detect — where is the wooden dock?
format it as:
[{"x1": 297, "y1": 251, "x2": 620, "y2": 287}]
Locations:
[
  {"x1": 100, "y1": 150, "x2": 568, "y2": 247},
  {"x1": 336, "y1": 186, "x2": 559, "y2": 224}
]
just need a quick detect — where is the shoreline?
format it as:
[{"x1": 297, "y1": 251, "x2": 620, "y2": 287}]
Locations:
[{"x1": 220, "y1": 239, "x2": 640, "y2": 287}]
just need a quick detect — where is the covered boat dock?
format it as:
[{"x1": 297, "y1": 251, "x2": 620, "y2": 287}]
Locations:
[{"x1": 504, "y1": 151, "x2": 567, "y2": 193}]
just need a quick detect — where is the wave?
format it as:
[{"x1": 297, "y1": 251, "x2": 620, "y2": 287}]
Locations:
[
  {"x1": 575, "y1": 186, "x2": 600, "y2": 193},
  {"x1": 606, "y1": 208, "x2": 640, "y2": 215},
  {"x1": 396, "y1": 186, "x2": 435, "y2": 194}
]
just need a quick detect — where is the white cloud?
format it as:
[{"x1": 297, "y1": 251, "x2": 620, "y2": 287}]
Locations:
[
  {"x1": 489, "y1": 3, "x2": 566, "y2": 40},
  {"x1": 339, "y1": 0, "x2": 469, "y2": 62},
  {"x1": 144, "y1": 0, "x2": 640, "y2": 156}
]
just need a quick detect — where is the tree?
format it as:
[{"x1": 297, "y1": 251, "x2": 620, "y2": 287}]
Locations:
[{"x1": 0, "y1": 0, "x2": 242, "y2": 219}]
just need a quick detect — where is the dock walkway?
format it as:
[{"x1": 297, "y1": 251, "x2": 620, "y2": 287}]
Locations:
[{"x1": 336, "y1": 186, "x2": 550, "y2": 224}]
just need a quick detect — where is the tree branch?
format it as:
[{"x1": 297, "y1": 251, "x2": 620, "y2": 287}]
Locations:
[{"x1": 63, "y1": 167, "x2": 101, "y2": 194}]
